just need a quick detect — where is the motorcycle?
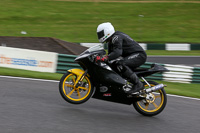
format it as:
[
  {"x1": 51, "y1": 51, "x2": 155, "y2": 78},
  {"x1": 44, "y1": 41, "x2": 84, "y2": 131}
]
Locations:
[{"x1": 59, "y1": 44, "x2": 168, "y2": 116}]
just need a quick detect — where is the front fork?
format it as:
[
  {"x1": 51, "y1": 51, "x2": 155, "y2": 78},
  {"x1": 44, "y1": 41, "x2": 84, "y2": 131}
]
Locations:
[
  {"x1": 67, "y1": 68, "x2": 89, "y2": 88},
  {"x1": 74, "y1": 69, "x2": 88, "y2": 88}
]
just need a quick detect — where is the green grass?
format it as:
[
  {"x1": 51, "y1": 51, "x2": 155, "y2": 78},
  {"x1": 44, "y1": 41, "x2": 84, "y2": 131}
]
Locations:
[
  {"x1": 0, "y1": 0, "x2": 200, "y2": 43},
  {"x1": 0, "y1": 67, "x2": 63, "y2": 80},
  {"x1": 53, "y1": 0, "x2": 200, "y2": 1},
  {"x1": 0, "y1": 67, "x2": 200, "y2": 98},
  {"x1": 0, "y1": 0, "x2": 199, "y2": 98},
  {"x1": 157, "y1": 80, "x2": 200, "y2": 98},
  {"x1": 146, "y1": 50, "x2": 200, "y2": 56},
  {"x1": 105, "y1": 50, "x2": 200, "y2": 56}
]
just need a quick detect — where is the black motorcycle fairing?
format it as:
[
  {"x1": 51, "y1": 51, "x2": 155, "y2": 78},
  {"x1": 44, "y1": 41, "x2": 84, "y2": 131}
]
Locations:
[
  {"x1": 76, "y1": 52, "x2": 133, "y2": 105},
  {"x1": 75, "y1": 44, "x2": 127, "y2": 87},
  {"x1": 92, "y1": 84, "x2": 133, "y2": 105},
  {"x1": 86, "y1": 61, "x2": 126, "y2": 87}
]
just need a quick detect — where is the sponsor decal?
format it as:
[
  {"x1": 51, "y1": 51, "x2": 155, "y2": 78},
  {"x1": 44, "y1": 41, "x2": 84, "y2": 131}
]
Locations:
[
  {"x1": 128, "y1": 53, "x2": 139, "y2": 60},
  {"x1": 0, "y1": 55, "x2": 53, "y2": 68},
  {"x1": 112, "y1": 36, "x2": 118, "y2": 44},
  {"x1": 103, "y1": 93, "x2": 112, "y2": 97}
]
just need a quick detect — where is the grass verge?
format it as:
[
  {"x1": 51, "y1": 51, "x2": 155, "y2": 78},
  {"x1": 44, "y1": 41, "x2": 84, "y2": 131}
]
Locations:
[
  {"x1": 0, "y1": 67, "x2": 199, "y2": 98},
  {"x1": 0, "y1": 0, "x2": 199, "y2": 43},
  {"x1": 146, "y1": 50, "x2": 200, "y2": 56},
  {"x1": 156, "y1": 80, "x2": 200, "y2": 98},
  {"x1": 0, "y1": 67, "x2": 63, "y2": 81}
]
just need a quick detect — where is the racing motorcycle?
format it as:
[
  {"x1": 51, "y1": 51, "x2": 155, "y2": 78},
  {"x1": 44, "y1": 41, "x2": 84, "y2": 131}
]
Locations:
[{"x1": 59, "y1": 44, "x2": 168, "y2": 116}]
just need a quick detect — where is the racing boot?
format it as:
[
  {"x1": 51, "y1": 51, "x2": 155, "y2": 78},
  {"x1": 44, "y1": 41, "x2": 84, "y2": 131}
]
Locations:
[
  {"x1": 126, "y1": 73, "x2": 144, "y2": 95},
  {"x1": 120, "y1": 66, "x2": 144, "y2": 95}
]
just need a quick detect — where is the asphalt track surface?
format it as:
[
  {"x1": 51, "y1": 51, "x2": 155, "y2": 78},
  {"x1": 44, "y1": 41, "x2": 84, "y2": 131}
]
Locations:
[
  {"x1": 147, "y1": 56, "x2": 200, "y2": 67},
  {"x1": 0, "y1": 76, "x2": 199, "y2": 133}
]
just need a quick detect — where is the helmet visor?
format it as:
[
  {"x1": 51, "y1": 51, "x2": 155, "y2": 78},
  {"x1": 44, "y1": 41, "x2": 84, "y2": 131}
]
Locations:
[{"x1": 97, "y1": 30, "x2": 104, "y2": 40}]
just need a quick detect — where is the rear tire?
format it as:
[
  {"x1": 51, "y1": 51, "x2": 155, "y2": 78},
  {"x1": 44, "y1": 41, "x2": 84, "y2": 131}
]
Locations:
[
  {"x1": 59, "y1": 72, "x2": 94, "y2": 104},
  {"x1": 133, "y1": 81, "x2": 167, "y2": 116}
]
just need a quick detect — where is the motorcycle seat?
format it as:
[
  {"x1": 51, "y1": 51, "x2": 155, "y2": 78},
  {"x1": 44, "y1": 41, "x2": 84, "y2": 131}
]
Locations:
[{"x1": 135, "y1": 64, "x2": 169, "y2": 77}]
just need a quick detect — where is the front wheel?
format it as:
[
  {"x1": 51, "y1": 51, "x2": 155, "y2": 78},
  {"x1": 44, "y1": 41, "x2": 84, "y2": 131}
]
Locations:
[
  {"x1": 59, "y1": 71, "x2": 94, "y2": 104},
  {"x1": 133, "y1": 81, "x2": 167, "y2": 116}
]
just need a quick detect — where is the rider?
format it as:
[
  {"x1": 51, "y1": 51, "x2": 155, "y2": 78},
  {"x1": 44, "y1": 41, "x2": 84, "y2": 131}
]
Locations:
[{"x1": 96, "y1": 22, "x2": 147, "y2": 95}]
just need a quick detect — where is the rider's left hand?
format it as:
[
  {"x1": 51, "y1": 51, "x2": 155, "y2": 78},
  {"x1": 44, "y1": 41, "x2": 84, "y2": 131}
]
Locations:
[{"x1": 101, "y1": 56, "x2": 108, "y2": 62}]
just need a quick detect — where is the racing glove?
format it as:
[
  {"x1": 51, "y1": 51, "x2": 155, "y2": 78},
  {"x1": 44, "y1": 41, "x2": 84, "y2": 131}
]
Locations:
[
  {"x1": 101, "y1": 56, "x2": 108, "y2": 62},
  {"x1": 95, "y1": 56, "x2": 109, "y2": 63},
  {"x1": 95, "y1": 56, "x2": 101, "y2": 62}
]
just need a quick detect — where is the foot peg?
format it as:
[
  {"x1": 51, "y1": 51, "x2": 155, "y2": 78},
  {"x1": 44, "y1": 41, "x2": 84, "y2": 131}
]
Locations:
[{"x1": 123, "y1": 84, "x2": 132, "y2": 92}]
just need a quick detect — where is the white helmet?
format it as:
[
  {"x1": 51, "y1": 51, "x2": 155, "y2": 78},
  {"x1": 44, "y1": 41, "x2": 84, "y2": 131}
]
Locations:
[{"x1": 97, "y1": 22, "x2": 115, "y2": 43}]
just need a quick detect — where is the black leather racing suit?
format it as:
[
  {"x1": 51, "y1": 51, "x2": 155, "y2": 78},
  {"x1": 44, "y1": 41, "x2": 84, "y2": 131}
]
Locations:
[{"x1": 107, "y1": 31, "x2": 147, "y2": 84}]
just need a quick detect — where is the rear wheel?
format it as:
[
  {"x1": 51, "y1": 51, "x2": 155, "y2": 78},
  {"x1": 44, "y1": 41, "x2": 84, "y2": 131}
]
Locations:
[
  {"x1": 59, "y1": 72, "x2": 94, "y2": 104},
  {"x1": 133, "y1": 81, "x2": 167, "y2": 116}
]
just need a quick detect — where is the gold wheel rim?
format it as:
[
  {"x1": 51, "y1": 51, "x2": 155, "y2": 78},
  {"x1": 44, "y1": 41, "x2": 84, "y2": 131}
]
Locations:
[
  {"x1": 137, "y1": 84, "x2": 164, "y2": 112},
  {"x1": 62, "y1": 73, "x2": 91, "y2": 101}
]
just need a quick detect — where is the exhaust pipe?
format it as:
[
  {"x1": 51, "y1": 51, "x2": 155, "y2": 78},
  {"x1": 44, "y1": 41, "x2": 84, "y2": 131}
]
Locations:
[{"x1": 145, "y1": 84, "x2": 165, "y2": 93}]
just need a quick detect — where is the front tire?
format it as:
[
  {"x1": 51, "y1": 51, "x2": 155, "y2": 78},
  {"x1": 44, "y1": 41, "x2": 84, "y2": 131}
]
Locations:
[
  {"x1": 133, "y1": 81, "x2": 167, "y2": 116},
  {"x1": 59, "y1": 71, "x2": 94, "y2": 104}
]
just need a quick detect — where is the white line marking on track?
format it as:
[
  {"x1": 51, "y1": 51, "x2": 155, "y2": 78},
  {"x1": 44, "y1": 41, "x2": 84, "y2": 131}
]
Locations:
[
  {"x1": 166, "y1": 94, "x2": 200, "y2": 101},
  {"x1": 0, "y1": 75, "x2": 59, "y2": 83},
  {"x1": 0, "y1": 75, "x2": 199, "y2": 101}
]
